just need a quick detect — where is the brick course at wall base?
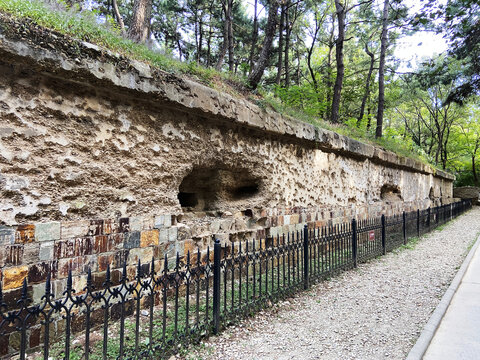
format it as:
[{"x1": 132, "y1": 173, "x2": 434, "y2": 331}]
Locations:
[{"x1": 0, "y1": 199, "x2": 452, "y2": 296}]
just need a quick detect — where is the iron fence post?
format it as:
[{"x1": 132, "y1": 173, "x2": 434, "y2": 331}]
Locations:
[
  {"x1": 213, "y1": 238, "x2": 221, "y2": 334},
  {"x1": 303, "y1": 224, "x2": 309, "y2": 290},
  {"x1": 402, "y1": 211, "x2": 407, "y2": 245},
  {"x1": 352, "y1": 218, "x2": 357, "y2": 268},
  {"x1": 417, "y1": 209, "x2": 420, "y2": 237},
  {"x1": 381, "y1": 214, "x2": 386, "y2": 255}
]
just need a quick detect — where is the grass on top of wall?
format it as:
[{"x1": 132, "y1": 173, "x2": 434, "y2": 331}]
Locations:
[{"x1": 0, "y1": 0, "x2": 436, "y2": 169}]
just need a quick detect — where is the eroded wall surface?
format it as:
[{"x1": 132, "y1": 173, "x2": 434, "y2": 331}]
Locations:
[{"x1": 0, "y1": 23, "x2": 455, "y2": 317}]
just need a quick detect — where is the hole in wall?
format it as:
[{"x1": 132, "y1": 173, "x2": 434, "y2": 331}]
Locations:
[
  {"x1": 429, "y1": 187, "x2": 435, "y2": 200},
  {"x1": 231, "y1": 185, "x2": 259, "y2": 200},
  {"x1": 380, "y1": 184, "x2": 402, "y2": 202},
  {"x1": 242, "y1": 209, "x2": 254, "y2": 217},
  {"x1": 178, "y1": 192, "x2": 198, "y2": 208},
  {"x1": 178, "y1": 167, "x2": 262, "y2": 211}
]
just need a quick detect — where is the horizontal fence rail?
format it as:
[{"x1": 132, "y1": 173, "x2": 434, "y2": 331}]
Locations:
[{"x1": 0, "y1": 200, "x2": 472, "y2": 359}]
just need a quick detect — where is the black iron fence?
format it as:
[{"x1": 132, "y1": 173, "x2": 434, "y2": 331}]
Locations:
[{"x1": 0, "y1": 200, "x2": 472, "y2": 359}]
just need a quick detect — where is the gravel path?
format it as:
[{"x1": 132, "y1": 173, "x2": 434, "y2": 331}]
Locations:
[{"x1": 185, "y1": 207, "x2": 480, "y2": 360}]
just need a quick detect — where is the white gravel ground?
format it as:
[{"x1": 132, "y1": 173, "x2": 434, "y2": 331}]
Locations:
[{"x1": 185, "y1": 207, "x2": 480, "y2": 360}]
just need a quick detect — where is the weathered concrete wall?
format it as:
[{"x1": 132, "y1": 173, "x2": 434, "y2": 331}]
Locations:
[{"x1": 0, "y1": 17, "x2": 455, "y2": 308}]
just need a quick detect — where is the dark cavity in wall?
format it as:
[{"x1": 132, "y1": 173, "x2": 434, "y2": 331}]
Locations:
[
  {"x1": 380, "y1": 184, "x2": 402, "y2": 202},
  {"x1": 178, "y1": 167, "x2": 261, "y2": 211}
]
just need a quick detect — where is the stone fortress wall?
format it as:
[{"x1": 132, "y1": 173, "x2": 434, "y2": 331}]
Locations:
[{"x1": 0, "y1": 16, "x2": 454, "y2": 314}]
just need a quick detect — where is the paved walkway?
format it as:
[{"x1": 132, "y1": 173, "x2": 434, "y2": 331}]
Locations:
[
  {"x1": 189, "y1": 207, "x2": 480, "y2": 360},
  {"x1": 422, "y1": 232, "x2": 480, "y2": 360}
]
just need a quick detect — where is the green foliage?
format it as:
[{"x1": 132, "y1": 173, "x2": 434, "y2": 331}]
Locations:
[
  {"x1": 0, "y1": 0, "x2": 248, "y2": 90},
  {"x1": 1, "y1": 0, "x2": 476, "y2": 179}
]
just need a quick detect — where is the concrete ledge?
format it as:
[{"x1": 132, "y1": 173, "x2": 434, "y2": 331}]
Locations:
[{"x1": 406, "y1": 224, "x2": 480, "y2": 360}]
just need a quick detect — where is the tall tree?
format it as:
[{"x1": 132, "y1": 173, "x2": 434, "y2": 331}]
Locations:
[
  {"x1": 330, "y1": 0, "x2": 346, "y2": 123},
  {"x1": 248, "y1": 0, "x2": 280, "y2": 89},
  {"x1": 249, "y1": 0, "x2": 259, "y2": 70},
  {"x1": 112, "y1": 0, "x2": 126, "y2": 34},
  {"x1": 128, "y1": 0, "x2": 153, "y2": 43},
  {"x1": 375, "y1": 0, "x2": 389, "y2": 138},
  {"x1": 276, "y1": 3, "x2": 286, "y2": 85}
]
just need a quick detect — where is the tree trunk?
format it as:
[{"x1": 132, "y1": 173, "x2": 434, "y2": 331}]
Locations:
[
  {"x1": 215, "y1": 2, "x2": 229, "y2": 71},
  {"x1": 325, "y1": 15, "x2": 335, "y2": 120},
  {"x1": 112, "y1": 0, "x2": 126, "y2": 34},
  {"x1": 249, "y1": 0, "x2": 259, "y2": 71},
  {"x1": 207, "y1": 23, "x2": 213, "y2": 66},
  {"x1": 227, "y1": 0, "x2": 234, "y2": 72},
  {"x1": 358, "y1": 43, "x2": 375, "y2": 125},
  {"x1": 307, "y1": 25, "x2": 319, "y2": 91},
  {"x1": 128, "y1": 0, "x2": 152, "y2": 43},
  {"x1": 375, "y1": 0, "x2": 390, "y2": 138},
  {"x1": 331, "y1": 0, "x2": 346, "y2": 123},
  {"x1": 247, "y1": 0, "x2": 279, "y2": 89},
  {"x1": 198, "y1": 16, "x2": 204, "y2": 64},
  {"x1": 284, "y1": 3, "x2": 290, "y2": 88},
  {"x1": 276, "y1": 4, "x2": 285, "y2": 85}
]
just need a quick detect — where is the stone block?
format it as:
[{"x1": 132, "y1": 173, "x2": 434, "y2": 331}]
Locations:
[
  {"x1": 119, "y1": 217, "x2": 130, "y2": 233},
  {"x1": 184, "y1": 240, "x2": 196, "y2": 255},
  {"x1": 61, "y1": 220, "x2": 89, "y2": 239},
  {"x1": 175, "y1": 240, "x2": 185, "y2": 257},
  {"x1": 57, "y1": 257, "x2": 84, "y2": 278},
  {"x1": 140, "y1": 230, "x2": 159, "y2": 247},
  {"x1": 94, "y1": 235, "x2": 109, "y2": 253},
  {"x1": 209, "y1": 220, "x2": 221, "y2": 233},
  {"x1": 154, "y1": 214, "x2": 172, "y2": 228},
  {"x1": 28, "y1": 262, "x2": 51, "y2": 284},
  {"x1": 32, "y1": 283, "x2": 45, "y2": 304},
  {"x1": 0, "y1": 330, "x2": 8, "y2": 356},
  {"x1": 163, "y1": 242, "x2": 176, "y2": 260},
  {"x1": 108, "y1": 233, "x2": 124, "y2": 251},
  {"x1": 72, "y1": 275, "x2": 87, "y2": 295},
  {"x1": 159, "y1": 228, "x2": 169, "y2": 244},
  {"x1": 176, "y1": 224, "x2": 191, "y2": 241},
  {"x1": 88, "y1": 219, "x2": 104, "y2": 236},
  {"x1": 290, "y1": 214, "x2": 300, "y2": 224},
  {"x1": 9, "y1": 332, "x2": 20, "y2": 352},
  {"x1": 3, "y1": 266, "x2": 28, "y2": 290},
  {"x1": 220, "y1": 219, "x2": 233, "y2": 231},
  {"x1": 35, "y1": 222, "x2": 61, "y2": 242},
  {"x1": 15, "y1": 224, "x2": 35, "y2": 243},
  {"x1": 113, "y1": 249, "x2": 129, "y2": 268},
  {"x1": 168, "y1": 227, "x2": 178, "y2": 242},
  {"x1": 127, "y1": 247, "x2": 153, "y2": 265},
  {"x1": 23, "y1": 243, "x2": 40, "y2": 264},
  {"x1": 103, "y1": 219, "x2": 115, "y2": 234},
  {"x1": 124, "y1": 231, "x2": 140, "y2": 249},
  {"x1": 54, "y1": 239, "x2": 78, "y2": 258},
  {"x1": 0, "y1": 226, "x2": 15, "y2": 245},
  {"x1": 29, "y1": 326, "x2": 42, "y2": 348},
  {"x1": 98, "y1": 254, "x2": 114, "y2": 272},
  {"x1": 129, "y1": 216, "x2": 143, "y2": 232},
  {"x1": 5, "y1": 245, "x2": 23, "y2": 266},
  {"x1": 234, "y1": 218, "x2": 247, "y2": 231},
  {"x1": 82, "y1": 255, "x2": 98, "y2": 274},
  {"x1": 53, "y1": 279, "x2": 66, "y2": 298}
]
